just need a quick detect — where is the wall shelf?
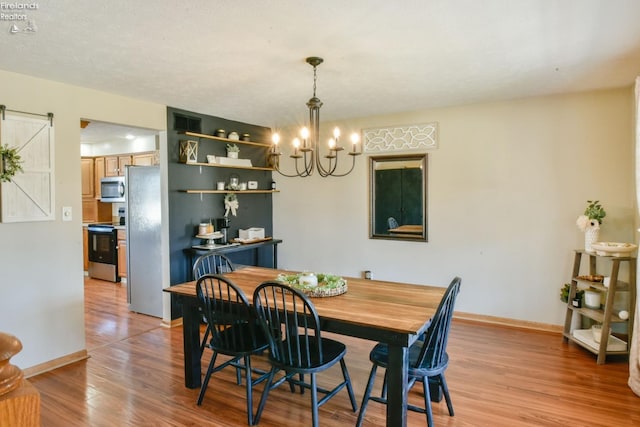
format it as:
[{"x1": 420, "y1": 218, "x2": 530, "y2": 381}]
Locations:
[
  {"x1": 181, "y1": 161, "x2": 274, "y2": 171},
  {"x1": 182, "y1": 190, "x2": 279, "y2": 194},
  {"x1": 180, "y1": 131, "x2": 272, "y2": 148}
]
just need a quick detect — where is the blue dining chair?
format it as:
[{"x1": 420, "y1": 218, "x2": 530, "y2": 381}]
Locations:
[
  {"x1": 195, "y1": 274, "x2": 269, "y2": 425},
  {"x1": 388, "y1": 216, "x2": 399, "y2": 229},
  {"x1": 356, "y1": 277, "x2": 461, "y2": 426},
  {"x1": 193, "y1": 252, "x2": 235, "y2": 353},
  {"x1": 252, "y1": 281, "x2": 358, "y2": 427}
]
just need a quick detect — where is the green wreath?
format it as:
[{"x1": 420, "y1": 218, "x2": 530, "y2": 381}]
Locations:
[{"x1": 0, "y1": 145, "x2": 23, "y2": 183}]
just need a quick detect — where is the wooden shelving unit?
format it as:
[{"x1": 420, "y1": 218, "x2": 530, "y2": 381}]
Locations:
[{"x1": 562, "y1": 249, "x2": 636, "y2": 364}]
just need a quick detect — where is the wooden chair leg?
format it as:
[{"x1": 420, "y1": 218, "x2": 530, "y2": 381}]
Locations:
[
  {"x1": 197, "y1": 352, "x2": 218, "y2": 405},
  {"x1": 244, "y1": 355, "x2": 254, "y2": 426},
  {"x1": 310, "y1": 373, "x2": 319, "y2": 427},
  {"x1": 439, "y1": 374, "x2": 454, "y2": 416},
  {"x1": 356, "y1": 364, "x2": 378, "y2": 427},
  {"x1": 421, "y1": 376, "x2": 434, "y2": 427},
  {"x1": 254, "y1": 368, "x2": 276, "y2": 425},
  {"x1": 339, "y1": 358, "x2": 357, "y2": 411}
]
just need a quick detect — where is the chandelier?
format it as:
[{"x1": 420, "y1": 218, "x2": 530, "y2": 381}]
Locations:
[{"x1": 269, "y1": 57, "x2": 361, "y2": 177}]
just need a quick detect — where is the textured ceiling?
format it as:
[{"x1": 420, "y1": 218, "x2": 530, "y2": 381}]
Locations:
[{"x1": 2, "y1": 0, "x2": 640, "y2": 134}]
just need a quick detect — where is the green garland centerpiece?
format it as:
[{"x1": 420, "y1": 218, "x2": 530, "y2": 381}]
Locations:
[
  {"x1": 276, "y1": 272, "x2": 348, "y2": 297},
  {"x1": 0, "y1": 144, "x2": 23, "y2": 183}
]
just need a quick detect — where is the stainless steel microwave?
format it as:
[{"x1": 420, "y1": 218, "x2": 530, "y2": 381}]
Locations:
[{"x1": 100, "y1": 176, "x2": 125, "y2": 202}]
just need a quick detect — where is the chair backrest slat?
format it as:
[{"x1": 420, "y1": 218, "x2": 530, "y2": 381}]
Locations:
[
  {"x1": 415, "y1": 277, "x2": 461, "y2": 369},
  {"x1": 253, "y1": 281, "x2": 322, "y2": 368},
  {"x1": 196, "y1": 274, "x2": 259, "y2": 352},
  {"x1": 193, "y1": 252, "x2": 235, "y2": 280}
]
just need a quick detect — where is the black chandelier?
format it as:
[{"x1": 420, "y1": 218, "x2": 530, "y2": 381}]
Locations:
[{"x1": 269, "y1": 57, "x2": 361, "y2": 177}]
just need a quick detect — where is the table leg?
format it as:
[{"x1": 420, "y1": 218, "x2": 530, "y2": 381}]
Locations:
[
  {"x1": 386, "y1": 344, "x2": 408, "y2": 427},
  {"x1": 273, "y1": 245, "x2": 278, "y2": 268},
  {"x1": 181, "y1": 297, "x2": 202, "y2": 389}
]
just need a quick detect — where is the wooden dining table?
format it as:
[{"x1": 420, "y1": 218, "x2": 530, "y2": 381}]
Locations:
[{"x1": 165, "y1": 266, "x2": 446, "y2": 427}]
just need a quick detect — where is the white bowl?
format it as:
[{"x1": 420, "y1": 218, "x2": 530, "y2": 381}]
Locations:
[
  {"x1": 206, "y1": 155, "x2": 216, "y2": 164},
  {"x1": 590, "y1": 242, "x2": 638, "y2": 257}
]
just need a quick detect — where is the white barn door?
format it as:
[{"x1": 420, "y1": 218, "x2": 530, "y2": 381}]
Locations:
[{"x1": 0, "y1": 113, "x2": 55, "y2": 222}]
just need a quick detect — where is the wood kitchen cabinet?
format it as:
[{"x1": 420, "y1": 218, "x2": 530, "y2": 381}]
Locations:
[
  {"x1": 83, "y1": 227, "x2": 89, "y2": 271},
  {"x1": 93, "y1": 157, "x2": 105, "y2": 199},
  {"x1": 82, "y1": 198, "x2": 111, "y2": 223},
  {"x1": 81, "y1": 158, "x2": 94, "y2": 197},
  {"x1": 132, "y1": 152, "x2": 157, "y2": 166},
  {"x1": 118, "y1": 156, "x2": 132, "y2": 175},
  {"x1": 117, "y1": 229, "x2": 127, "y2": 279},
  {"x1": 104, "y1": 155, "x2": 131, "y2": 176}
]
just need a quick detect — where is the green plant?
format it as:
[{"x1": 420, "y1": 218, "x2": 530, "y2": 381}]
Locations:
[
  {"x1": 0, "y1": 144, "x2": 23, "y2": 183},
  {"x1": 226, "y1": 143, "x2": 240, "y2": 152},
  {"x1": 560, "y1": 283, "x2": 584, "y2": 303},
  {"x1": 584, "y1": 200, "x2": 606, "y2": 224}
]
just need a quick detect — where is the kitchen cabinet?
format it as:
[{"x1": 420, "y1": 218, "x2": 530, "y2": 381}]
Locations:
[
  {"x1": 132, "y1": 152, "x2": 157, "y2": 166},
  {"x1": 104, "y1": 155, "x2": 131, "y2": 176},
  {"x1": 118, "y1": 155, "x2": 132, "y2": 175},
  {"x1": 562, "y1": 250, "x2": 636, "y2": 364},
  {"x1": 83, "y1": 227, "x2": 89, "y2": 271},
  {"x1": 82, "y1": 198, "x2": 112, "y2": 223},
  {"x1": 81, "y1": 158, "x2": 94, "y2": 197},
  {"x1": 82, "y1": 157, "x2": 111, "y2": 222},
  {"x1": 117, "y1": 229, "x2": 127, "y2": 279},
  {"x1": 94, "y1": 157, "x2": 105, "y2": 199}
]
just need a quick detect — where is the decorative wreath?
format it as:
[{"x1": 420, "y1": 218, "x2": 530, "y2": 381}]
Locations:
[
  {"x1": 0, "y1": 145, "x2": 23, "y2": 183},
  {"x1": 276, "y1": 272, "x2": 348, "y2": 298}
]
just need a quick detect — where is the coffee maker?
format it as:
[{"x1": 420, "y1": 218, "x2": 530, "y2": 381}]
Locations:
[{"x1": 216, "y1": 217, "x2": 230, "y2": 244}]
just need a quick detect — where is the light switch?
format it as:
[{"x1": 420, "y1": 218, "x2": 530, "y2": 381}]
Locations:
[{"x1": 62, "y1": 206, "x2": 72, "y2": 221}]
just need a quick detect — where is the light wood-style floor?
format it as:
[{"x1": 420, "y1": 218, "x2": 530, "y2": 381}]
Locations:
[{"x1": 29, "y1": 277, "x2": 640, "y2": 426}]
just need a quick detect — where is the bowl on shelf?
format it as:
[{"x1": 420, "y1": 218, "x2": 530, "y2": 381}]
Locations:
[
  {"x1": 590, "y1": 242, "x2": 638, "y2": 257},
  {"x1": 591, "y1": 324, "x2": 611, "y2": 343},
  {"x1": 206, "y1": 155, "x2": 217, "y2": 164}
]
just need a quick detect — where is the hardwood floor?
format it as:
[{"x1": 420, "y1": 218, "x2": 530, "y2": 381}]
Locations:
[{"x1": 29, "y1": 277, "x2": 640, "y2": 426}]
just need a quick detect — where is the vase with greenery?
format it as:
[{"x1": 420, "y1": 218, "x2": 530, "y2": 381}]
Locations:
[
  {"x1": 0, "y1": 144, "x2": 23, "y2": 183},
  {"x1": 226, "y1": 143, "x2": 240, "y2": 159},
  {"x1": 576, "y1": 200, "x2": 606, "y2": 252}
]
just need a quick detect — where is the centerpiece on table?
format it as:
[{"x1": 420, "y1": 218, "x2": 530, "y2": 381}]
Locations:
[
  {"x1": 576, "y1": 200, "x2": 606, "y2": 252},
  {"x1": 276, "y1": 272, "x2": 347, "y2": 298}
]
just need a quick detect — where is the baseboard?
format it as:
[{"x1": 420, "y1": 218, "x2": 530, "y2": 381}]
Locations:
[
  {"x1": 163, "y1": 317, "x2": 183, "y2": 328},
  {"x1": 454, "y1": 311, "x2": 562, "y2": 333},
  {"x1": 22, "y1": 350, "x2": 89, "y2": 379}
]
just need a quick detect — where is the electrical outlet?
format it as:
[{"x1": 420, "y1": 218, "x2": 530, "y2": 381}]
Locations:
[{"x1": 62, "y1": 206, "x2": 72, "y2": 221}]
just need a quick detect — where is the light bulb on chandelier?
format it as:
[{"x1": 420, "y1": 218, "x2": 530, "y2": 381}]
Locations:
[{"x1": 269, "y1": 56, "x2": 362, "y2": 177}]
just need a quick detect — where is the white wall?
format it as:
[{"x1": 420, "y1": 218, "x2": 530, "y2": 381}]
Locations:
[
  {"x1": 273, "y1": 87, "x2": 635, "y2": 326},
  {"x1": 0, "y1": 69, "x2": 166, "y2": 369}
]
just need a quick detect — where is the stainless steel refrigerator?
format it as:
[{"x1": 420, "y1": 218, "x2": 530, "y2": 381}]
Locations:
[{"x1": 125, "y1": 165, "x2": 162, "y2": 317}]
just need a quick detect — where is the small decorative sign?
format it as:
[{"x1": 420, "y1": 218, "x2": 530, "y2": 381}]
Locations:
[{"x1": 363, "y1": 122, "x2": 438, "y2": 153}]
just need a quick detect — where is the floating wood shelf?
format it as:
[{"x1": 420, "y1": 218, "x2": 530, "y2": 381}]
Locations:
[
  {"x1": 180, "y1": 131, "x2": 272, "y2": 148},
  {"x1": 180, "y1": 161, "x2": 275, "y2": 171},
  {"x1": 182, "y1": 190, "x2": 279, "y2": 194}
]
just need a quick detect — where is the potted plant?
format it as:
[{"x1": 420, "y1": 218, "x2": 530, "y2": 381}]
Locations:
[
  {"x1": 576, "y1": 200, "x2": 606, "y2": 252},
  {"x1": 560, "y1": 283, "x2": 584, "y2": 305},
  {"x1": 0, "y1": 144, "x2": 23, "y2": 183},
  {"x1": 226, "y1": 143, "x2": 240, "y2": 159}
]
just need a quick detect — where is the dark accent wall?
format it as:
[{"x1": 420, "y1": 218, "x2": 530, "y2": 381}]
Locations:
[{"x1": 167, "y1": 107, "x2": 275, "y2": 318}]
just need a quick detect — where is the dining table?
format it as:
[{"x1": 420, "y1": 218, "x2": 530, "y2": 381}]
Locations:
[{"x1": 165, "y1": 266, "x2": 446, "y2": 427}]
